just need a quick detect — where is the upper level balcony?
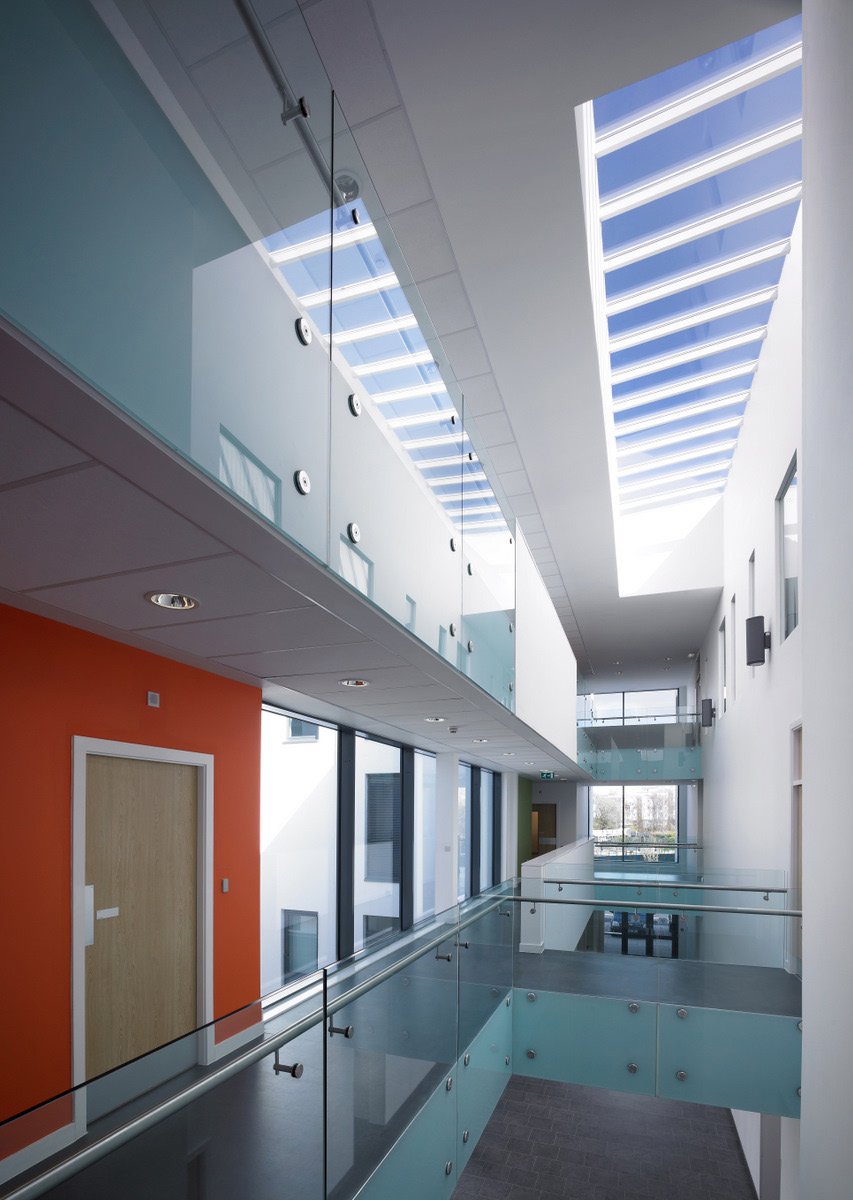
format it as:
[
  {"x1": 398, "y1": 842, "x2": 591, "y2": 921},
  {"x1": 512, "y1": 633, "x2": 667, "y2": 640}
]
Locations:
[{"x1": 578, "y1": 689, "x2": 701, "y2": 780}]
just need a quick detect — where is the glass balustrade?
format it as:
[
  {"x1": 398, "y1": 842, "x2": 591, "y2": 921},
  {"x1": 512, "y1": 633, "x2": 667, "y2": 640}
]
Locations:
[
  {"x1": 0, "y1": 0, "x2": 516, "y2": 707},
  {"x1": 0, "y1": 885, "x2": 802, "y2": 1199}
]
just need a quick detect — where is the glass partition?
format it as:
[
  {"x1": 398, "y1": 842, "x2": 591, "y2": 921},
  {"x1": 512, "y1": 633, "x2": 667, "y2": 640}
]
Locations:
[
  {"x1": 457, "y1": 764, "x2": 472, "y2": 902},
  {"x1": 0, "y1": 979, "x2": 326, "y2": 1200},
  {"x1": 325, "y1": 908, "x2": 459, "y2": 1200},
  {"x1": 0, "y1": 3, "x2": 516, "y2": 704},
  {"x1": 328, "y1": 96, "x2": 465, "y2": 670}
]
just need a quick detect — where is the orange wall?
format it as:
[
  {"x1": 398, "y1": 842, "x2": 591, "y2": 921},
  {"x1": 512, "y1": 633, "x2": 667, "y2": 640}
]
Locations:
[{"x1": 0, "y1": 604, "x2": 261, "y2": 1123}]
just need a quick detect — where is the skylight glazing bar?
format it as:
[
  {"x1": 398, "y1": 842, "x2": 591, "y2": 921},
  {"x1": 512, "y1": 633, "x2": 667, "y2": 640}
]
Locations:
[
  {"x1": 599, "y1": 121, "x2": 801, "y2": 220},
  {"x1": 620, "y1": 480, "x2": 726, "y2": 510},
  {"x1": 611, "y1": 327, "x2": 766, "y2": 384},
  {"x1": 403, "y1": 433, "x2": 472, "y2": 451},
  {"x1": 620, "y1": 461, "x2": 731, "y2": 494},
  {"x1": 427, "y1": 471, "x2": 488, "y2": 485},
  {"x1": 331, "y1": 315, "x2": 419, "y2": 344},
  {"x1": 614, "y1": 392, "x2": 749, "y2": 437},
  {"x1": 608, "y1": 289, "x2": 778, "y2": 351},
  {"x1": 603, "y1": 183, "x2": 802, "y2": 272},
  {"x1": 373, "y1": 383, "x2": 449, "y2": 404},
  {"x1": 612, "y1": 362, "x2": 759, "y2": 411},
  {"x1": 300, "y1": 271, "x2": 398, "y2": 307},
  {"x1": 269, "y1": 222, "x2": 377, "y2": 264},
  {"x1": 606, "y1": 240, "x2": 790, "y2": 315},
  {"x1": 386, "y1": 411, "x2": 459, "y2": 430},
  {"x1": 616, "y1": 416, "x2": 743, "y2": 455},
  {"x1": 617, "y1": 440, "x2": 738, "y2": 476},
  {"x1": 594, "y1": 41, "x2": 802, "y2": 156},
  {"x1": 352, "y1": 349, "x2": 435, "y2": 376},
  {"x1": 415, "y1": 454, "x2": 475, "y2": 470}
]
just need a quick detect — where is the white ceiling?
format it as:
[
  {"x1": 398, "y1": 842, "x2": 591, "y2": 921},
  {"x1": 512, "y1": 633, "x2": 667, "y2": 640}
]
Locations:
[{"x1": 299, "y1": 0, "x2": 800, "y2": 683}]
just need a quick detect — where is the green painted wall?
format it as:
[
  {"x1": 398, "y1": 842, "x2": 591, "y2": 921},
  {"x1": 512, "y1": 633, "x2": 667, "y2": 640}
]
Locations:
[{"x1": 517, "y1": 777, "x2": 532, "y2": 874}]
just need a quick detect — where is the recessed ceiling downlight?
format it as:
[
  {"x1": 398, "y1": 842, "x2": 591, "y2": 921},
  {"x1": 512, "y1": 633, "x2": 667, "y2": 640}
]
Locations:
[
  {"x1": 473, "y1": 738, "x2": 489, "y2": 744},
  {"x1": 339, "y1": 679, "x2": 370, "y2": 688},
  {"x1": 425, "y1": 716, "x2": 446, "y2": 723},
  {"x1": 146, "y1": 591, "x2": 198, "y2": 610}
]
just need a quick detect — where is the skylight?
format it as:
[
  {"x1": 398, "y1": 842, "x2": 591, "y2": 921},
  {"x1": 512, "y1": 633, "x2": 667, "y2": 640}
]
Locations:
[
  {"x1": 584, "y1": 15, "x2": 802, "y2": 513},
  {"x1": 259, "y1": 206, "x2": 507, "y2": 537}
]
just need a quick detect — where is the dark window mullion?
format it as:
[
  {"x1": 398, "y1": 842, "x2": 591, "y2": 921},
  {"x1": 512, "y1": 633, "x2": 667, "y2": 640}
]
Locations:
[
  {"x1": 401, "y1": 747, "x2": 414, "y2": 930},
  {"x1": 492, "y1": 773, "x2": 502, "y2": 886},
  {"x1": 470, "y1": 765, "x2": 482, "y2": 897},
  {"x1": 337, "y1": 728, "x2": 355, "y2": 961}
]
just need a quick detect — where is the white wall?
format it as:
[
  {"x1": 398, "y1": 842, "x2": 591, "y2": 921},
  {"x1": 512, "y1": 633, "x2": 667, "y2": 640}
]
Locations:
[
  {"x1": 519, "y1": 837, "x2": 594, "y2": 953},
  {"x1": 800, "y1": 2, "x2": 853, "y2": 1194},
  {"x1": 697, "y1": 218, "x2": 802, "y2": 887},
  {"x1": 515, "y1": 530, "x2": 577, "y2": 759}
]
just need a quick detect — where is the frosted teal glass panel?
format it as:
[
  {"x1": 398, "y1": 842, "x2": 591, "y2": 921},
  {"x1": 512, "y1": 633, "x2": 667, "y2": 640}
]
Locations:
[
  {"x1": 657, "y1": 1004, "x2": 801, "y2": 1116},
  {"x1": 0, "y1": 0, "x2": 334, "y2": 562},
  {"x1": 458, "y1": 895, "x2": 514, "y2": 1052},
  {"x1": 511, "y1": 989, "x2": 657, "y2": 1095},
  {"x1": 457, "y1": 998, "x2": 512, "y2": 1173},
  {"x1": 353, "y1": 1077, "x2": 456, "y2": 1200},
  {"x1": 326, "y1": 917, "x2": 458, "y2": 1199}
]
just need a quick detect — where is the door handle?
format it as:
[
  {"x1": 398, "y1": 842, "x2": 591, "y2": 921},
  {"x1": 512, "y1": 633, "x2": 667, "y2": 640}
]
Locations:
[{"x1": 85, "y1": 885, "x2": 94, "y2": 946}]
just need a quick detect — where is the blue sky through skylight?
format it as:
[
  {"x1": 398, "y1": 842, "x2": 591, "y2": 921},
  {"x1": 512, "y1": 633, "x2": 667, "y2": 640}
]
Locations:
[{"x1": 588, "y1": 14, "x2": 802, "y2": 513}]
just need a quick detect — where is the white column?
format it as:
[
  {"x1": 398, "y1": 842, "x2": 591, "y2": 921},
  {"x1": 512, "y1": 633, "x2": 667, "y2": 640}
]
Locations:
[
  {"x1": 801, "y1": 2, "x2": 853, "y2": 1193},
  {"x1": 502, "y1": 770, "x2": 519, "y2": 883},
  {"x1": 433, "y1": 752, "x2": 459, "y2": 914}
]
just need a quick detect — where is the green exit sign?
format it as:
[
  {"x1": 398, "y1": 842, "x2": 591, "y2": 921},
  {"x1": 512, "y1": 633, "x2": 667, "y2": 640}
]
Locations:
[{"x1": 539, "y1": 771, "x2": 555, "y2": 780}]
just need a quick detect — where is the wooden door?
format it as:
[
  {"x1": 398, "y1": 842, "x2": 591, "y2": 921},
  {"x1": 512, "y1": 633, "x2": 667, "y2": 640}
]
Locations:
[
  {"x1": 85, "y1": 755, "x2": 198, "y2": 1078},
  {"x1": 532, "y1": 803, "x2": 557, "y2": 856}
]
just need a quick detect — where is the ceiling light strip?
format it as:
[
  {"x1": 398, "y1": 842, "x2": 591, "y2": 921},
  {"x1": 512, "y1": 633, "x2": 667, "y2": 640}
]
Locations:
[
  {"x1": 433, "y1": 490, "x2": 496, "y2": 503},
  {"x1": 373, "y1": 383, "x2": 450, "y2": 404},
  {"x1": 332, "y1": 314, "x2": 419, "y2": 344},
  {"x1": 616, "y1": 415, "x2": 743, "y2": 455},
  {"x1": 600, "y1": 121, "x2": 801, "y2": 220},
  {"x1": 353, "y1": 349, "x2": 435, "y2": 376},
  {"x1": 620, "y1": 480, "x2": 726, "y2": 510},
  {"x1": 611, "y1": 326, "x2": 766, "y2": 384},
  {"x1": 617, "y1": 440, "x2": 737, "y2": 476},
  {"x1": 300, "y1": 271, "x2": 398, "y2": 308},
  {"x1": 268, "y1": 222, "x2": 378, "y2": 264},
  {"x1": 460, "y1": 518, "x2": 509, "y2": 530},
  {"x1": 614, "y1": 391, "x2": 748, "y2": 437},
  {"x1": 612, "y1": 361, "x2": 758, "y2": 411},
  {"x1": 603, "y1": 182, "x2": 802, "y2": 272},
  {"x1": 606, "y1": 240, "x2": 790, "y2": 316},
  {"x1": 619, "y1": 461, "x2": 731, "y2": 494},
  {"x1": 594, "y1": 42, "x2": 802, "y2": 156},
  {"x1": 609, "y1": 288, "x2": 778, "y2": 350}
]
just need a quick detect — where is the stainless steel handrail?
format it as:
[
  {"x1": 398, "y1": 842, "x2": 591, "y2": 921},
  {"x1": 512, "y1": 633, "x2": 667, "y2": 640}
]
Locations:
[
  {"x1": 547, "y1": 878, "x2": 790, "y2": 896},
  {"x1": 514, "y1": 896, "x2": 802, "y2": 918},
  {"x1": 594, "y1": 841, "x2": 702, "y2": 848}
]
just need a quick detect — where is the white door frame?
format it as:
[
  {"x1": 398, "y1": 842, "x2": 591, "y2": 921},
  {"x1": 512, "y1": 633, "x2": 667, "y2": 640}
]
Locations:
[{"x1": 71, "y1": 737, "x2": 215, "y2": 1104}]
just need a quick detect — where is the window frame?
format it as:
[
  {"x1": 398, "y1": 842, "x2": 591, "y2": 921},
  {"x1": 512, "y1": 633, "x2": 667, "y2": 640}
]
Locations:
[{"x1": 777, "y1": 454, "x2": 799, "y2": 641}]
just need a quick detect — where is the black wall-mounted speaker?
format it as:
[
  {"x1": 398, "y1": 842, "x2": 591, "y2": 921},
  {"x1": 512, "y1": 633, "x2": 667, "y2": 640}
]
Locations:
[
  {"x1": 701, "y1": 698, "x2": 715, "y2": 728},
  {"x1": 746, "y1": 615, "x2": 771, "y2": 666}
]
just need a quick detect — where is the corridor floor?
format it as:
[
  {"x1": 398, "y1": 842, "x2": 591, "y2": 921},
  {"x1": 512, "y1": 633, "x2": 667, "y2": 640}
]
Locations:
[{"x1": 451, "y1": 1076, "x2": 757, "y2": 1200}]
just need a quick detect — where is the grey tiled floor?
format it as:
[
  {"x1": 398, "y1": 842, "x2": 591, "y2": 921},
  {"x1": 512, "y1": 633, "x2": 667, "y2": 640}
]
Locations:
[{"x1": 452, "y1": 1076, "x2": 757, "y2": 1200}]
